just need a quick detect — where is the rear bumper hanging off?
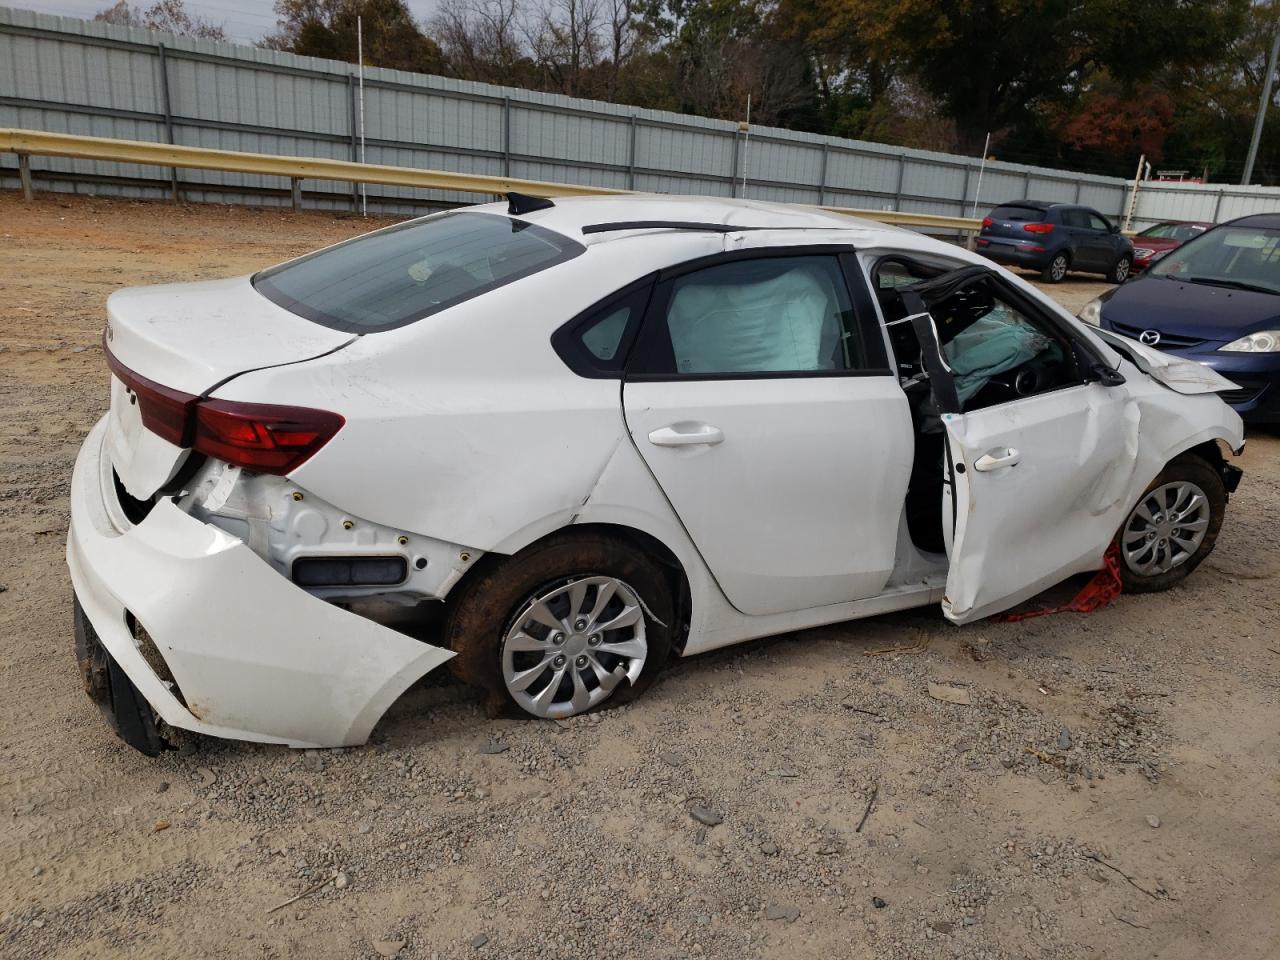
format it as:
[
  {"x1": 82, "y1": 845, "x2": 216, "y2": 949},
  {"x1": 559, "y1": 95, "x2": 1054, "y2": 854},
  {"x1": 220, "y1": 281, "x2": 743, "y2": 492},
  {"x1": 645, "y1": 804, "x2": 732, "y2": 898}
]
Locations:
[{"x1": 66, "y1": 417, "x2": 455, "y2": 750}]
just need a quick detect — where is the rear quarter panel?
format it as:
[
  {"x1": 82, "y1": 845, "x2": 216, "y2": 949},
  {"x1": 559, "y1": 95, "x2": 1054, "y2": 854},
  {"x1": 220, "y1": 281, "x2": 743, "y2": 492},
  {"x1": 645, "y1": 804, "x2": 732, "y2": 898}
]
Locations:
[{"x1": 211, "y1": 232, "x2": 725, "y2": 554}]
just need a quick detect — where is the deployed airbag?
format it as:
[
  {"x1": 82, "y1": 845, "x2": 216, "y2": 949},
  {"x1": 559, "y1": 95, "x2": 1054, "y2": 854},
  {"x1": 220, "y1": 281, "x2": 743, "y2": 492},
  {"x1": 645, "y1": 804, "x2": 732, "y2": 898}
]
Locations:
[
  {"x1": 667, "y1": 264, "x2": 841, "y2": 373},
  {"x1": 942, "y1": 310, "x2": 1059, "y2": 403}
]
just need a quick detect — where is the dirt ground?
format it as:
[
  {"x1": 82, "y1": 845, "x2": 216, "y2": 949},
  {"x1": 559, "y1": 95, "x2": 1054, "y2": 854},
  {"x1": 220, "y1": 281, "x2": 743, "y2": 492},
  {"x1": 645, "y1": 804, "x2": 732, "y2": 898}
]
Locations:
[{"x1": 1, "y1": 192, "x2": 1277, "y2": 960}]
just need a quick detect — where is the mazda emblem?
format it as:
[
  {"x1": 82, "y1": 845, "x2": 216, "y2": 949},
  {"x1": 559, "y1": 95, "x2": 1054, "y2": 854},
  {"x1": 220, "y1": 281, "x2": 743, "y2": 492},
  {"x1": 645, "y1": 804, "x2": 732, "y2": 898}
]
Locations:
[{"x1": 1139, "y1": 329, "x2": 1161, "y2": 346}]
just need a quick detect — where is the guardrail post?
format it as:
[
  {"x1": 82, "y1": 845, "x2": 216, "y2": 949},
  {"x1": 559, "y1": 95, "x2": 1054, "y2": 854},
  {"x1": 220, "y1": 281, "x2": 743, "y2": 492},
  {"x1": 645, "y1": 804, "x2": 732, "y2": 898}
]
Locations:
[
  {"x1": 156, "y1": 42, "x2": 180, "y2": 201},
  {"x1": 291, "y1": 177, "x2": 302, "y2": 211},
  {"x1": 18, "y1": 152, "x2": 34, "y2": 201}
]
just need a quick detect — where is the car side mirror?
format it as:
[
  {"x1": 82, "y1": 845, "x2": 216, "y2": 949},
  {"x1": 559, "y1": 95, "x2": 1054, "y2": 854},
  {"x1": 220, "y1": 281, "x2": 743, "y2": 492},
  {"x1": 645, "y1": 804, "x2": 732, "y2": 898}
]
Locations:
[
  {"x1": 1092, "y1": 362, "x2": 1126, "y2": 386},
  {"x1": 1109, "y1": 223, "x2": 1120, "y2": 234}
]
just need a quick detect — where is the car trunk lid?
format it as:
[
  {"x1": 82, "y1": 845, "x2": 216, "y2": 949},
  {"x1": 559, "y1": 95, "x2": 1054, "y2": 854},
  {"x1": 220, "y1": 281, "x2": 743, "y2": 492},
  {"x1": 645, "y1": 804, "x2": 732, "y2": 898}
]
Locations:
[{"x1": 104, "y1": 276, "x2": 355, "y2": 500}]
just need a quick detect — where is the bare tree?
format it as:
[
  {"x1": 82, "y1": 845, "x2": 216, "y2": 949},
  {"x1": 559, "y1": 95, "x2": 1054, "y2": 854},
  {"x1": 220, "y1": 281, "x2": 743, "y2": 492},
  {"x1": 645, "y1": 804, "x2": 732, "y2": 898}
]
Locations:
[
  {"x1": 94, "y1": 0, "x2": 226, "y2": 39},
  {"x1": 432, "y1": 0, "x2": 530, "y2": 84}
]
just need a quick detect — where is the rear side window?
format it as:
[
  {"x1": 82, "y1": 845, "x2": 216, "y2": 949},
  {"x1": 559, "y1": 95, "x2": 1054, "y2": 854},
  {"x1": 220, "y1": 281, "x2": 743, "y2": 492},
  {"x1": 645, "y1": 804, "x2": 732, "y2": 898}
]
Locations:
[
  {"x1": 989, "y1": 205, "x2": 1045, "y2": 222},
  {"x1": 632, "y1": 255, "x2": 889, "y2": 377},
  {"x1": 254, "y1": 212, "x2": 585, "y2": 333}
]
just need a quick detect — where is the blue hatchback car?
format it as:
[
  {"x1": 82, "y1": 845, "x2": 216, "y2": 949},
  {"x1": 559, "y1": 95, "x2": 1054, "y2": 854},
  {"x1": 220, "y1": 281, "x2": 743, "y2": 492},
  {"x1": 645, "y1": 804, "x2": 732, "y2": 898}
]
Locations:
[{"x1": 1079, "y1": 213, "x2": 1280, "y2": 423}]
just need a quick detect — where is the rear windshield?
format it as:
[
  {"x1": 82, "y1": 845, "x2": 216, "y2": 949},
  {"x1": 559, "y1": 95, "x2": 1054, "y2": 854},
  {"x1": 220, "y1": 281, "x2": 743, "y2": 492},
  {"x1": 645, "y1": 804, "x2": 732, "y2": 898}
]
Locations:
[
  {"x1": 254, "y1": 211, "x2": 585, "y2": 333},
  {"x1": 989, "y1": 205, "x2": 1046, "y2": 222}
]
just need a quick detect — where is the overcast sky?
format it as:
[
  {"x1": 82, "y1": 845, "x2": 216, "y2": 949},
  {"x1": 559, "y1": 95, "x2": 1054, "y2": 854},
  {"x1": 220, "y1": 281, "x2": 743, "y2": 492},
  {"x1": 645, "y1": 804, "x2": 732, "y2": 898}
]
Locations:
[{"x1": 16, "y1": 0, "x2": 441, "y2": 44}]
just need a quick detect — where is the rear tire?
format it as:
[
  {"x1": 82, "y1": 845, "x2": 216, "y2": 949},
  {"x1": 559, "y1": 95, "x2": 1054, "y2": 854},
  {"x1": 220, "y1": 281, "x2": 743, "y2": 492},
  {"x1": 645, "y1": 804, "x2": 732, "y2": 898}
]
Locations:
[
  {"x1": 1040, "y1": 252, "x2": 1069, "y2": 283},
  {"x1": 1110, "y1": 254, "x2": 1132, "y2": 284},
  {"x1": 445, "y1": 533, "x2": 673, "y2": 719},
  {"x1": 1118, "y1": 455, "x2": 1225, "y2": 594}
]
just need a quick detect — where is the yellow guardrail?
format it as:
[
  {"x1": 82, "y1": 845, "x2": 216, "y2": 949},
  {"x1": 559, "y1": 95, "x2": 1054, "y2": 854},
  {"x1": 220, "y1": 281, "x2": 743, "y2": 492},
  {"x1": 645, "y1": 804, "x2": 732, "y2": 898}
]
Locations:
[{"x1": 1, "y1": 127, "x2": 983, "y2": 235}]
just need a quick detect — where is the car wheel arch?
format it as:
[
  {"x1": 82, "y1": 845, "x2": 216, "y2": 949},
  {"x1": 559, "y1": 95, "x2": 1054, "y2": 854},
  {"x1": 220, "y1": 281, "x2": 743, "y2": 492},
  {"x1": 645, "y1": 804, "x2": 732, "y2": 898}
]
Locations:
[{"x1": 442, "y1": 521, "x2": 694, "y2": 654}]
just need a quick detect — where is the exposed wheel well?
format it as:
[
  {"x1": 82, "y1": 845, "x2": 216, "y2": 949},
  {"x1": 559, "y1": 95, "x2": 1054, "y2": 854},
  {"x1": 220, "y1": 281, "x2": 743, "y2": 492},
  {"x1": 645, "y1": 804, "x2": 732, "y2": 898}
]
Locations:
[{"x1": 444, "y1": 523, "x2": 692, "y2": 653}]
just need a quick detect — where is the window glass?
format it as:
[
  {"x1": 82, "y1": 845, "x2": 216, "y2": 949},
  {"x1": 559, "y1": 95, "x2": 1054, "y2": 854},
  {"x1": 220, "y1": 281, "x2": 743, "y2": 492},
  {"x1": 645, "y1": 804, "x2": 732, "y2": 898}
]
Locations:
[
  {"x1": 1151, "y1": 225, "x2": 1280, "y2": 294},
  {"x1": 580, "y1": 304, "x2": 632, "y2": 362},
  {"x1": 650, "y1": 256, "x2": 884, "y2": 376},
  {"x1": 1088, "y1": 213, "x2": 1111, "y2": 232},
  {"x1": 989, "y1": 205, "x2": 1045, "y2": 222},
  {"x1": 1061, "y1": 209, "x2": 1090, "y2": 228},
  {"x1": 254, "y1": 212, "x2": 584, "y2": 333}
]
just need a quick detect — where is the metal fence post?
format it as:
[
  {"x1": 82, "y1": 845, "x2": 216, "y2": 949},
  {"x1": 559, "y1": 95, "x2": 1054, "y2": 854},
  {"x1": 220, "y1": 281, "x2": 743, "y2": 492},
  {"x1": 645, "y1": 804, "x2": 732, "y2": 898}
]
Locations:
[
  {"x1": 1073, "y1": 180, "x2": 1082, "y2": 203},
  {"x1": 960, "y1": 165, "x2": 971, "y2": 216},
  {"x1": 893, "y1": 156, "x2": 906, "y2": 210},
  {"x1": 1213, "y1": 187, "x2": 1226, "y2": 222},
  {"x1": 502, "y1": 97, "x2": 511, "y2": 178},
  {"x1": 156, "y1": 42, "x2": 180, "y2": 201},
  {"x1": 818, "y1": 143, "x2": 829, "y2": 206},
  {"x1": 347, "y1": 74, "x2": 360, "y2": 212},
  {"x1": 1024, "y1": 169, "x2": 1033, "y2": 198},
  {"x1": 628, "y1": 115, "x2": 638, "y2": 190},
  {"x1": 18, "y1": 152, "x2": 33, "y2": 201},
  {"x1": 731, "y1": 128, "x2": 742, "y2": 198}
]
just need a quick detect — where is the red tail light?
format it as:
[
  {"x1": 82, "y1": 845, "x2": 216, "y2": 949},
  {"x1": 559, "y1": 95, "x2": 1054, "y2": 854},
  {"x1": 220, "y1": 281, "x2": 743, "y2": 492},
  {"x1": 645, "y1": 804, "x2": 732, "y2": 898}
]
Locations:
[
  {"x1": 192, "y1": 401, "x2": 344, "y2": 474},
  {"x1": 1022, "y1": 222, "x2": 1054, "y2": 234},
  {"x1": 104, "y1": 343, "x2": 197, "y2": 447},
  {"x1": 105, "y1": 343, "x2": 343, "y2": 475},
  {"x1": 981, "y1": 217, "x2": 993, "y2": 228}
]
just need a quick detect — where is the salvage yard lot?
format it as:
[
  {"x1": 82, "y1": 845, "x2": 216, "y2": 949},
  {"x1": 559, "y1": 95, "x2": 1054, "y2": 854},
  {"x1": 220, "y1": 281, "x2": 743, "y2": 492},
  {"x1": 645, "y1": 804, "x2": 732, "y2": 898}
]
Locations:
[{"x1": 1, "y1": 192, "x2": 1277, "y2": 960}]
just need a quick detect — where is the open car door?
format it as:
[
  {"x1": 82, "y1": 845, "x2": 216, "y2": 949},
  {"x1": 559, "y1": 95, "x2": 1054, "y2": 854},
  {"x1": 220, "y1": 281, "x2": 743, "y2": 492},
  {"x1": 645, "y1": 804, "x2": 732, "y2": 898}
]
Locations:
[{"x1": 901, "y1": 267, "x2": 1140, "y2": 623}]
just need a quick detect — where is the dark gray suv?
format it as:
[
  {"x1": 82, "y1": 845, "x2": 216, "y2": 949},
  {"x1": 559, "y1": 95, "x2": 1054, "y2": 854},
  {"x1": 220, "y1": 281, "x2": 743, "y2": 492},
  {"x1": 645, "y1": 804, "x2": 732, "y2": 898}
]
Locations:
[{"x1": 976, "y1": 200, "x2": 1134, "y2": 284}]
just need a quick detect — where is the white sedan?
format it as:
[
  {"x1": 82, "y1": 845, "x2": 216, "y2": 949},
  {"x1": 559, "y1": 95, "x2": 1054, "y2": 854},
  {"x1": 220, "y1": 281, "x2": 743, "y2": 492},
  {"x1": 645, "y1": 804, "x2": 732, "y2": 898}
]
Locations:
[{"x1": 68, "y1": 194, "x2": 1244, "y2": 754}]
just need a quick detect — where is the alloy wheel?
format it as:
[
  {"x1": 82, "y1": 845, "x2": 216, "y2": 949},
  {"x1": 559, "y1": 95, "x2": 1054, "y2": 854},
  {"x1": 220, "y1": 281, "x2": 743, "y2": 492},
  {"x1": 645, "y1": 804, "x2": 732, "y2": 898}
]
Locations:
[
  {"x1": 500, "y1": 576, "x2": 647, "y2": 719},
  {"x1": 1121, "y1": 481, "x2": 1210, "y2": 576},
  {"x1": 1050, "y1": 255, "x2": 1068, "y2": 281},
  {"x1": 1113, "y1": 257, "x2": 1131, "y2": 283}
]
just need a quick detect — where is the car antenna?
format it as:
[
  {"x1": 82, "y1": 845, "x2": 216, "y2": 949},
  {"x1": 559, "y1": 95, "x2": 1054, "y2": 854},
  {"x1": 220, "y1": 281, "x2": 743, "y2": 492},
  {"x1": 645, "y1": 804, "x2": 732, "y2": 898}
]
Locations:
[{"x1": 507, "y1": 192, "x2": 555, "y2": 216}]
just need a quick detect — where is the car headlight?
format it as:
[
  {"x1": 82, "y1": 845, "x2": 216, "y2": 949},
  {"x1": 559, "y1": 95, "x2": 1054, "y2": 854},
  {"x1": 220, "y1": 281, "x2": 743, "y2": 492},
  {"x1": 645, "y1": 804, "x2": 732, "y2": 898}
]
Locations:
[
  {"x1": 1221, "y1": 330, "x2": 1280, "y2": 352},
  {"x1": 1133, "y1": 247, "x2": 1154, "y2": 258},
  {"x1": 1078, "y1": 297, "x2": 1103, "y2": 326}
]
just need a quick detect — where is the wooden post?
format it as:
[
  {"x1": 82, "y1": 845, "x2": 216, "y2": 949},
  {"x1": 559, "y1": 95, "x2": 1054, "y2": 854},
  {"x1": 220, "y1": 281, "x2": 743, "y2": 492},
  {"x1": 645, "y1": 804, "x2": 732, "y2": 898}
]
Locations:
[
  {"x1": 18, "y1": 153, "x2": 33, "y2": 201},
  {"x1": 291, "y1": 177, "x2": 302, "y2": 211}
]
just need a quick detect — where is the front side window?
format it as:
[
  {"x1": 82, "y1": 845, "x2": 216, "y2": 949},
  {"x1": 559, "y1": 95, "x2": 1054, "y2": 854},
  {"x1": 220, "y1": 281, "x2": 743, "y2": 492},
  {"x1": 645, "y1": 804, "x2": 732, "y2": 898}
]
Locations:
[
  {"x1": 255, "y1": 212, "x2": 585, "y2": 333},
  {"x1": 1061, "y1": 209, "x2": 1090, "y2": 228},
  {"x1": 1151, "y1": 225, "x2": 1280, "y2": 294},
  {"x1": 635, "y1": 256, "x2": 887, "y2": 376},
  {"x1": 1088, "y1": 213, "x2": 1111, "y2": 232}
]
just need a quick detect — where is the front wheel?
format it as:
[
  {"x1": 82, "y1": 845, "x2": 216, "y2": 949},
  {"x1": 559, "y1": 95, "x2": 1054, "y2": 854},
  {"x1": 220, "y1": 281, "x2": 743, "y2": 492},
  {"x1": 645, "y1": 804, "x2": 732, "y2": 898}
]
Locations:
[
  {"x1": 445, "y1": 534, "x2": 673, "y2": 719},
  {"x1": 1040, "y1": 252, "x2": 1069, "y2": 283},
  {"x1": 1118, "y1": 455, "x2": 1226, "y2": 593},
  {"x1": 1109, "y1": 254, "x2": 1132, "y2": 284}
]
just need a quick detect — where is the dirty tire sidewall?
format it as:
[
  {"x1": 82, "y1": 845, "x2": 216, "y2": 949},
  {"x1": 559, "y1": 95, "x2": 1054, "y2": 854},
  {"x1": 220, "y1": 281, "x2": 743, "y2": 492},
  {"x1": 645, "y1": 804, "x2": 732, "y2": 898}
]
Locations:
[
  {"x1": 445, "y1": 534, "x2": 674, "y2": 718},
  {"x1": 1118, "y1": 454, "x2": 1226, "y2": 594}
]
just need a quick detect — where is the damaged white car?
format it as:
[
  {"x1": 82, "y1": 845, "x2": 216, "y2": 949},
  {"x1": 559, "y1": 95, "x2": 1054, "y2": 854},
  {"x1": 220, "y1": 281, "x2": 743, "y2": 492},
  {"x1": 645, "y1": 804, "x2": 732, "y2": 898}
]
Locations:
[{"x1": 67, "y1": 194, "x2": 1245, "y2": 755}]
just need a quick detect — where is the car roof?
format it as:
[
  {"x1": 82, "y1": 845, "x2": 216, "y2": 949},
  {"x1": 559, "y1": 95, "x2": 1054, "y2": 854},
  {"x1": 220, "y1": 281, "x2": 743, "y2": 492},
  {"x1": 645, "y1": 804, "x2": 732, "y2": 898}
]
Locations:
[
  {"x1": 1226, "y1": 213, "x2": 1280, "y2": 229},
  {"x1": 473, "y1": 193, "x2": 906, "y2": 241}
]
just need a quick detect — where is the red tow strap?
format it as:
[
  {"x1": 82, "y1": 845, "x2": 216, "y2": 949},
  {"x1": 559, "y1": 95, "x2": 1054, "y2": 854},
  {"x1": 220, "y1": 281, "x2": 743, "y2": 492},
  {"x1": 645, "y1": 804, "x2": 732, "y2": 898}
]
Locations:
[{"x1": 992, "y1": 542, "x2": 1122, "y2": 623}]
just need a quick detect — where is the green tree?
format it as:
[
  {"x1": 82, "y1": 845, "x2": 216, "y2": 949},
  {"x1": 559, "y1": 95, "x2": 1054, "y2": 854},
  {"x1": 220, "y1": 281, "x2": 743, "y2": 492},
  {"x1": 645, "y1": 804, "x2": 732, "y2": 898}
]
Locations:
[{"x1": 264, "y1": 0, "x2": 445, "y2": 74}]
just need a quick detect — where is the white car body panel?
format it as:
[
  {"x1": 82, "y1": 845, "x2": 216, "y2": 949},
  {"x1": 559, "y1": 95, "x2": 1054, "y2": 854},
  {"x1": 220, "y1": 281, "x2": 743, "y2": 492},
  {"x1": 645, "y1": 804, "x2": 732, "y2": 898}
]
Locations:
[
  {"x1": 940, "y1": 384, "x2": 1140, "y2": 623},
  {"x1": 69, "y1": 419, "x2": 454, "y2": 747},
  {"x1": 624, "y1": 376, "x2": 913, "y2": 615},
  {"x1": 66, "y1": 194, "x2": 1246, "y2": 749}
]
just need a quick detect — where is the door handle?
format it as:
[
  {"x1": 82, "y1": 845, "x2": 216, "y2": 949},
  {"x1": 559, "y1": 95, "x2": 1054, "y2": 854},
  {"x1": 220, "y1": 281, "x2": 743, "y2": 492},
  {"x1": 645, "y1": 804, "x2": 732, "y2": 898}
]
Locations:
[
  {"x1": 974, "y1": 448, "x2": 1021, "y2": 472},
  {"x1": 648, "y1": 422, "x2": 725, "y2": 447}
]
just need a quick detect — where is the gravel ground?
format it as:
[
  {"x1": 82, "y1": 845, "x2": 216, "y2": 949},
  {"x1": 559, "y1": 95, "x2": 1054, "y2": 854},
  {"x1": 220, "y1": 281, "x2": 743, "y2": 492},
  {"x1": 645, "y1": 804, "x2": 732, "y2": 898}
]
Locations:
[{"x1": 1, "y1": 193, "x2": 1277, "y2": 960}]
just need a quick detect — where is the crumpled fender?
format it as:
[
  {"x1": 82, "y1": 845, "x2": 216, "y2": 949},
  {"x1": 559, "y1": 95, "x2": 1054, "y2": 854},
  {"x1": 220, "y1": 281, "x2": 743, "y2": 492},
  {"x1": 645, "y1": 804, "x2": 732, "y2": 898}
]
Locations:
[{"x1": 1094, "y1": 329, "x2": 1240, "y2": 394}]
